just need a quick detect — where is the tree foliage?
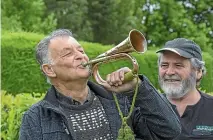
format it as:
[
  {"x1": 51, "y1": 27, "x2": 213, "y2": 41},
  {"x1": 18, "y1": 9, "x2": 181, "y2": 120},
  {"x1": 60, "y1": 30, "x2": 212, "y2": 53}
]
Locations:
[
  {"x1": 1, "y1": 0, "x2": 57, "y2": 34},
  {"x1": 2, "y1": 0, "x2": 212, "y2": 50},
  {"x1": 43, "y1": 0, "x2": 94, "y2": 41},
  {"x1": 133, "y1": 0, "x2": 213, "y2": 52},
  {"x1": 43, "y1": 0, "x2": 213, "y2": 51}
]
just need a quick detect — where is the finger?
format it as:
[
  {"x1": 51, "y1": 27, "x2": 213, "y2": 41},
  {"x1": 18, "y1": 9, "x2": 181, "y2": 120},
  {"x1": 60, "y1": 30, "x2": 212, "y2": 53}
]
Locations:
[
  {"x1": 110, "y1": 72, "x2": 118, "y2": 86},
  {"x1": 101, "y1": 81, "x2": 112, "y2": 90},
  {"x1": 113, "y1": 71, "x2": 123, "y2": 87},
  {"x1": 119, "y1": 70, "x2": 125, "y2": 82},
  {"x1": 114, "y1": 71, "x2": 121, "y2": 86},
  {"x1": 107, "y1": 73, "x2": 119, "y2": 87},
  {"x1": 106, "y1": 74, "x2": 113, "y2": 86},
  {"x1": 114, "y1": 70, "x2": 123, "y2": 86}
]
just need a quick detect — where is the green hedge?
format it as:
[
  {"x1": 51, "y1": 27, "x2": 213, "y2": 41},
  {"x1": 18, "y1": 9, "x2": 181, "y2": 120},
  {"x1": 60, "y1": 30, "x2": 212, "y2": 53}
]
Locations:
[{"x1": 2, "y1": 31, "x2": 213, "y2": 94}]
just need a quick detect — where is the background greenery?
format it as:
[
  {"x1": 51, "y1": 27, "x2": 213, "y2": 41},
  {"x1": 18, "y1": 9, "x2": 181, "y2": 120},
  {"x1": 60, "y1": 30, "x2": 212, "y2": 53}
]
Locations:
[
  {"x1": 2, "y1": 0, "x2": 213, "y2": 51},
  {"x1": 1, "y1": 0, "x2": 213, "y2": 139},
  {"x1": 1, "y1": 91, "x2": 44, "y2": 140},
  {"x1": 2, "y1": 31, "x2": 213, "y2": 94},
  {"x1": 1, "y1": 90, "x2": 213, "y2": 140}
]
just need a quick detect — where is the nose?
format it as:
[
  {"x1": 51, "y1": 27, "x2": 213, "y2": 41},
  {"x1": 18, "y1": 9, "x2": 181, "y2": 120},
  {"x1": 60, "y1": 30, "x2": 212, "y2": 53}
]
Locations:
[
  {"x1": 165, "y1": 66, "x2": 175, "y2": 75},
  {"x1": 75, "y1": 50, "x2": 89, "y2": 61}
]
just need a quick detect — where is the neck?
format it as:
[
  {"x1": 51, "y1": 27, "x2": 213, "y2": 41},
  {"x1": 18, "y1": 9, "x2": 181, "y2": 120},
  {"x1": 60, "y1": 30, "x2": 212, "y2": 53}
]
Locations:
[
  {"x1": 168, "y1": 88, "x2": 201, "y2": 117},
  {"x1": 53, "y1": 79, "x2": 89, "y2": 104}
]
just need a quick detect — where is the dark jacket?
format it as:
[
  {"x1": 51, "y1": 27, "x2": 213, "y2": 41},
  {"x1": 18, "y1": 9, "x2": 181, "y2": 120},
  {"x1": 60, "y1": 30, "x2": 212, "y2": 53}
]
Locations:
[{"x1": 19, "y1": 75, "x2": 181, "y2": 140}]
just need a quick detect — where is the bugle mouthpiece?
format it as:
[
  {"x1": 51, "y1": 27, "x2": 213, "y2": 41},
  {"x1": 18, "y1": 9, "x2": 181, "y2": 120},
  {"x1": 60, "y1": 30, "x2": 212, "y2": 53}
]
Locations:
[{"x1": 81, "y1": 62, "x2": 88, "y2": 67}]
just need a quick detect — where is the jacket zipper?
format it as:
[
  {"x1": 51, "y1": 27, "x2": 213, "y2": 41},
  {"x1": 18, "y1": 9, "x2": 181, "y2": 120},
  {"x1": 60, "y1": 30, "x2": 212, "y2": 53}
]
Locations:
[
  {"x1": 62, "y1": 121, "x2": 70, "y2": 135},
  {"x1": 45, "y1": 106, "x2": 75, "y2": 139}
]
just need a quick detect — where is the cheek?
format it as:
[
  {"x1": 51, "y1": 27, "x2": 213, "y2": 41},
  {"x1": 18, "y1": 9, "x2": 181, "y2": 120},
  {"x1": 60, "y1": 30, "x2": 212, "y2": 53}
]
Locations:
[
  {"x1": 181, "y1": 72, "x2": 191, "y2": 80},
  {"x1": 55, "y1": 60, "x2": 75, "y2": 69},
  {"x1": 159, "y1": 68, "x2": 165, "y2": 77},
  {"x1": 176, "y1": 69, "x2": 190, "y2": 78}
]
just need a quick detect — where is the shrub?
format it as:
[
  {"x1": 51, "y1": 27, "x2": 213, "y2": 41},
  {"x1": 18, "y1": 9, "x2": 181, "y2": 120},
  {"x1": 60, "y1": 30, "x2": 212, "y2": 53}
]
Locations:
[
  {"x1": 1, "y1": 91, "x2": 44, "y2": 140},
  {"x1": 1, "y1": 90, "x2": 213, "y2": 140}
]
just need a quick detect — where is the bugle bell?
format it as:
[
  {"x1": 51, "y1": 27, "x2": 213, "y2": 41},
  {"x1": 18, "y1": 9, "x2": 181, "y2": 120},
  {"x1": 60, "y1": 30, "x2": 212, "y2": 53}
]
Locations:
[{"x1": 82, "y1": 29, "x2": 147, "y2": 86}]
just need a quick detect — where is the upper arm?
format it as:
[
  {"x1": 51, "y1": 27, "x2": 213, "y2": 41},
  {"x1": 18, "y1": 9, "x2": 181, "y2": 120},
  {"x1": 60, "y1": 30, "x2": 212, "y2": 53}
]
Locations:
[
  {"x1": 19, "y1": 110, "x2": 42, "y2": 140},
  {"x1": 129, "y1": 75, "x2": 181, "y2": 139}
]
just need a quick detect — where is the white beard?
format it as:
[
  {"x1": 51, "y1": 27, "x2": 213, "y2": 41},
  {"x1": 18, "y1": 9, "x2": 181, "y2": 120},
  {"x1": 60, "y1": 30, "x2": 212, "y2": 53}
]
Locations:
[{"x1": 159, "y1": 72, "x2": 196, "y2": 99}]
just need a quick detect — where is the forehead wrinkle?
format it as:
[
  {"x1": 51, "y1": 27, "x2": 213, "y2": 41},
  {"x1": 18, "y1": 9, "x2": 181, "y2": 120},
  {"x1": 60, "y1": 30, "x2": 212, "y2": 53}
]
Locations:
[
  {"x1": 50, "y1": 36, "x2": 83, "y2": 56},
  {"x1": 48, "y1": 39, "x2": 67, "y2": 59},
  {"x1": 62, "y1": 47, "x2": 73, "y2": 52},
  {"x1": 161, "y1": 59, "x2": 183, "y2": 64}
]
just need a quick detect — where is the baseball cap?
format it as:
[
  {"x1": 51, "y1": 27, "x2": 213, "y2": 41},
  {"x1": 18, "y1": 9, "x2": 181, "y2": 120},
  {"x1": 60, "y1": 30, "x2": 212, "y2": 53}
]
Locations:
[{"x1": 156, "y1": 38, "x2": 202, "y2": 61}]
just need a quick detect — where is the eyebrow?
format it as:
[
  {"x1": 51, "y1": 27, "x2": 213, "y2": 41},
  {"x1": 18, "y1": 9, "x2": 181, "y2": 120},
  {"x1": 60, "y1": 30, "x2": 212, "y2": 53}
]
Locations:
[
  {"x1": 61, "y1": 47, "x2": 72, "y2": 52},
  {"x1": 76, "y1": 45, "x2": 82, "y2": 49}
]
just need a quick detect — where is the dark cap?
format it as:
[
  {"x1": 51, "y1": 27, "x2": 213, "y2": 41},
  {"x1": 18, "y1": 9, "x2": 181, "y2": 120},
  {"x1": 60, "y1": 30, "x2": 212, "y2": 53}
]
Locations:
[{"x1": 156, "y1": 38, "x2": 202, "y2": 61}]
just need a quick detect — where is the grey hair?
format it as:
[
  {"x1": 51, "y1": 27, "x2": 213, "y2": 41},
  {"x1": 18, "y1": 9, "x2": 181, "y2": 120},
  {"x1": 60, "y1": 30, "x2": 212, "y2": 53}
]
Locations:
[
  {"x1": 157, "y1": 53, "x2": 206, "y2": 83},
  {"x1": 36, "y1": 29, "x2": 73, "y2": 65},
  {"x1": 190, "y1": 57, "x2": 206, "y2": 83},
  {"x1": 35, "y1": 29, "x2": 73, "y2": 83}
]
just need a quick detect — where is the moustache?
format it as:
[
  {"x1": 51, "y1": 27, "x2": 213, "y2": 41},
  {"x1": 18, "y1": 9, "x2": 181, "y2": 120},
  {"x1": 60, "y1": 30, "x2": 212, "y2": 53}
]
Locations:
[{"x1": 163, "y1": 75, "x2": 181, "y2": 81}]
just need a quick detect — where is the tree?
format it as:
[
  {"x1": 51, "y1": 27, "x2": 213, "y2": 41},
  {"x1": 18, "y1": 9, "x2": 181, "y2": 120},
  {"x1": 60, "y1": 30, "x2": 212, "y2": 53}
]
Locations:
[
  {"x1": 44, "y1": 0, "x2": 93, "y2": 41},
  {"x1": 1, "y1": 0, "x2": 57, "y2": 34},
  {"x1": 178, "y1": 0, "x2": 213, "y2": 51},
  {"x1": 133, "y1": 0, "x2": 212, "y2": 52}
]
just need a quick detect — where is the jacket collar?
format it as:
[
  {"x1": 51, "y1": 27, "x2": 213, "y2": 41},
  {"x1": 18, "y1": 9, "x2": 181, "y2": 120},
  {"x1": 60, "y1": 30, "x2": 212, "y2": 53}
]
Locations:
[{"x1": 43, "y1": 81, "x2": 114, "y2": 107}]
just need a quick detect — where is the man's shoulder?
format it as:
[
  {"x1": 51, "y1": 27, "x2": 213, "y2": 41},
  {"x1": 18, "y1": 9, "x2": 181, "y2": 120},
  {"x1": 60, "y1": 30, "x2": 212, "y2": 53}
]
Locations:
[
  {"x1": 24, "y1": 100, "x2": 46, "y2": 115},
  {"x1": 200, "y1": 91, "x2": 213, "y2": 100},
  {"x1": 200, "y1": 91, "x2": 213, "y2": 106}
]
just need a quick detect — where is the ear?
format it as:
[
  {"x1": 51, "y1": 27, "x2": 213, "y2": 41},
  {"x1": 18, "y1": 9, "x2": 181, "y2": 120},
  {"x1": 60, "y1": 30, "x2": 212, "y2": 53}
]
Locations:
[
  {"x1": 196, "y1": 69, "x2": 202, "y2": 80},
  {"x1": 42, "y1": 64, "x2": 56, "y2": 78}
]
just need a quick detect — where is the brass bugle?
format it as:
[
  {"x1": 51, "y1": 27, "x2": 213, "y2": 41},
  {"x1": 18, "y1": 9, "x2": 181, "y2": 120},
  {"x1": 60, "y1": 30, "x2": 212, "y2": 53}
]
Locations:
[{"x1": 82, "y1": 29, "x2": 147, "y2": 85}]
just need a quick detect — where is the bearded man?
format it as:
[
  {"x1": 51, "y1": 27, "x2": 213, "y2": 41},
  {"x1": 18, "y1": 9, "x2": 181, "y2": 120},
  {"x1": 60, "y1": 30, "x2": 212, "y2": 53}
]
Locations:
[{"x1": 156, "y1": 38, "x2": 213, "y2": 140}]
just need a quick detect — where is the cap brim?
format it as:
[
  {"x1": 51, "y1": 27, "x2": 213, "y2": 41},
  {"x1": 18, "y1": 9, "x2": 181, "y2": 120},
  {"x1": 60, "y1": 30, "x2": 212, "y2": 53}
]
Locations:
[{"x1": 156, "y1": 48, "x2": 193, "y2": 59}]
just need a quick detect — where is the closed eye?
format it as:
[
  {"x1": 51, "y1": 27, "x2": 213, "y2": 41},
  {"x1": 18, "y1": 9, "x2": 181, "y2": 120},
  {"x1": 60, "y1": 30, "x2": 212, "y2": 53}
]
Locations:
[
  {"x1": 79, "y1": 50, "x2": 84, "y2": 54},
  {"x1": 176, "y1": 64, "x2": 184, "y2": 67},
  {"x1": 77, "y1": 48, "x2": 85, "y2": 54},
  {"x1": 62, "y1": 52, "x2": 73, "y2": 57}
]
